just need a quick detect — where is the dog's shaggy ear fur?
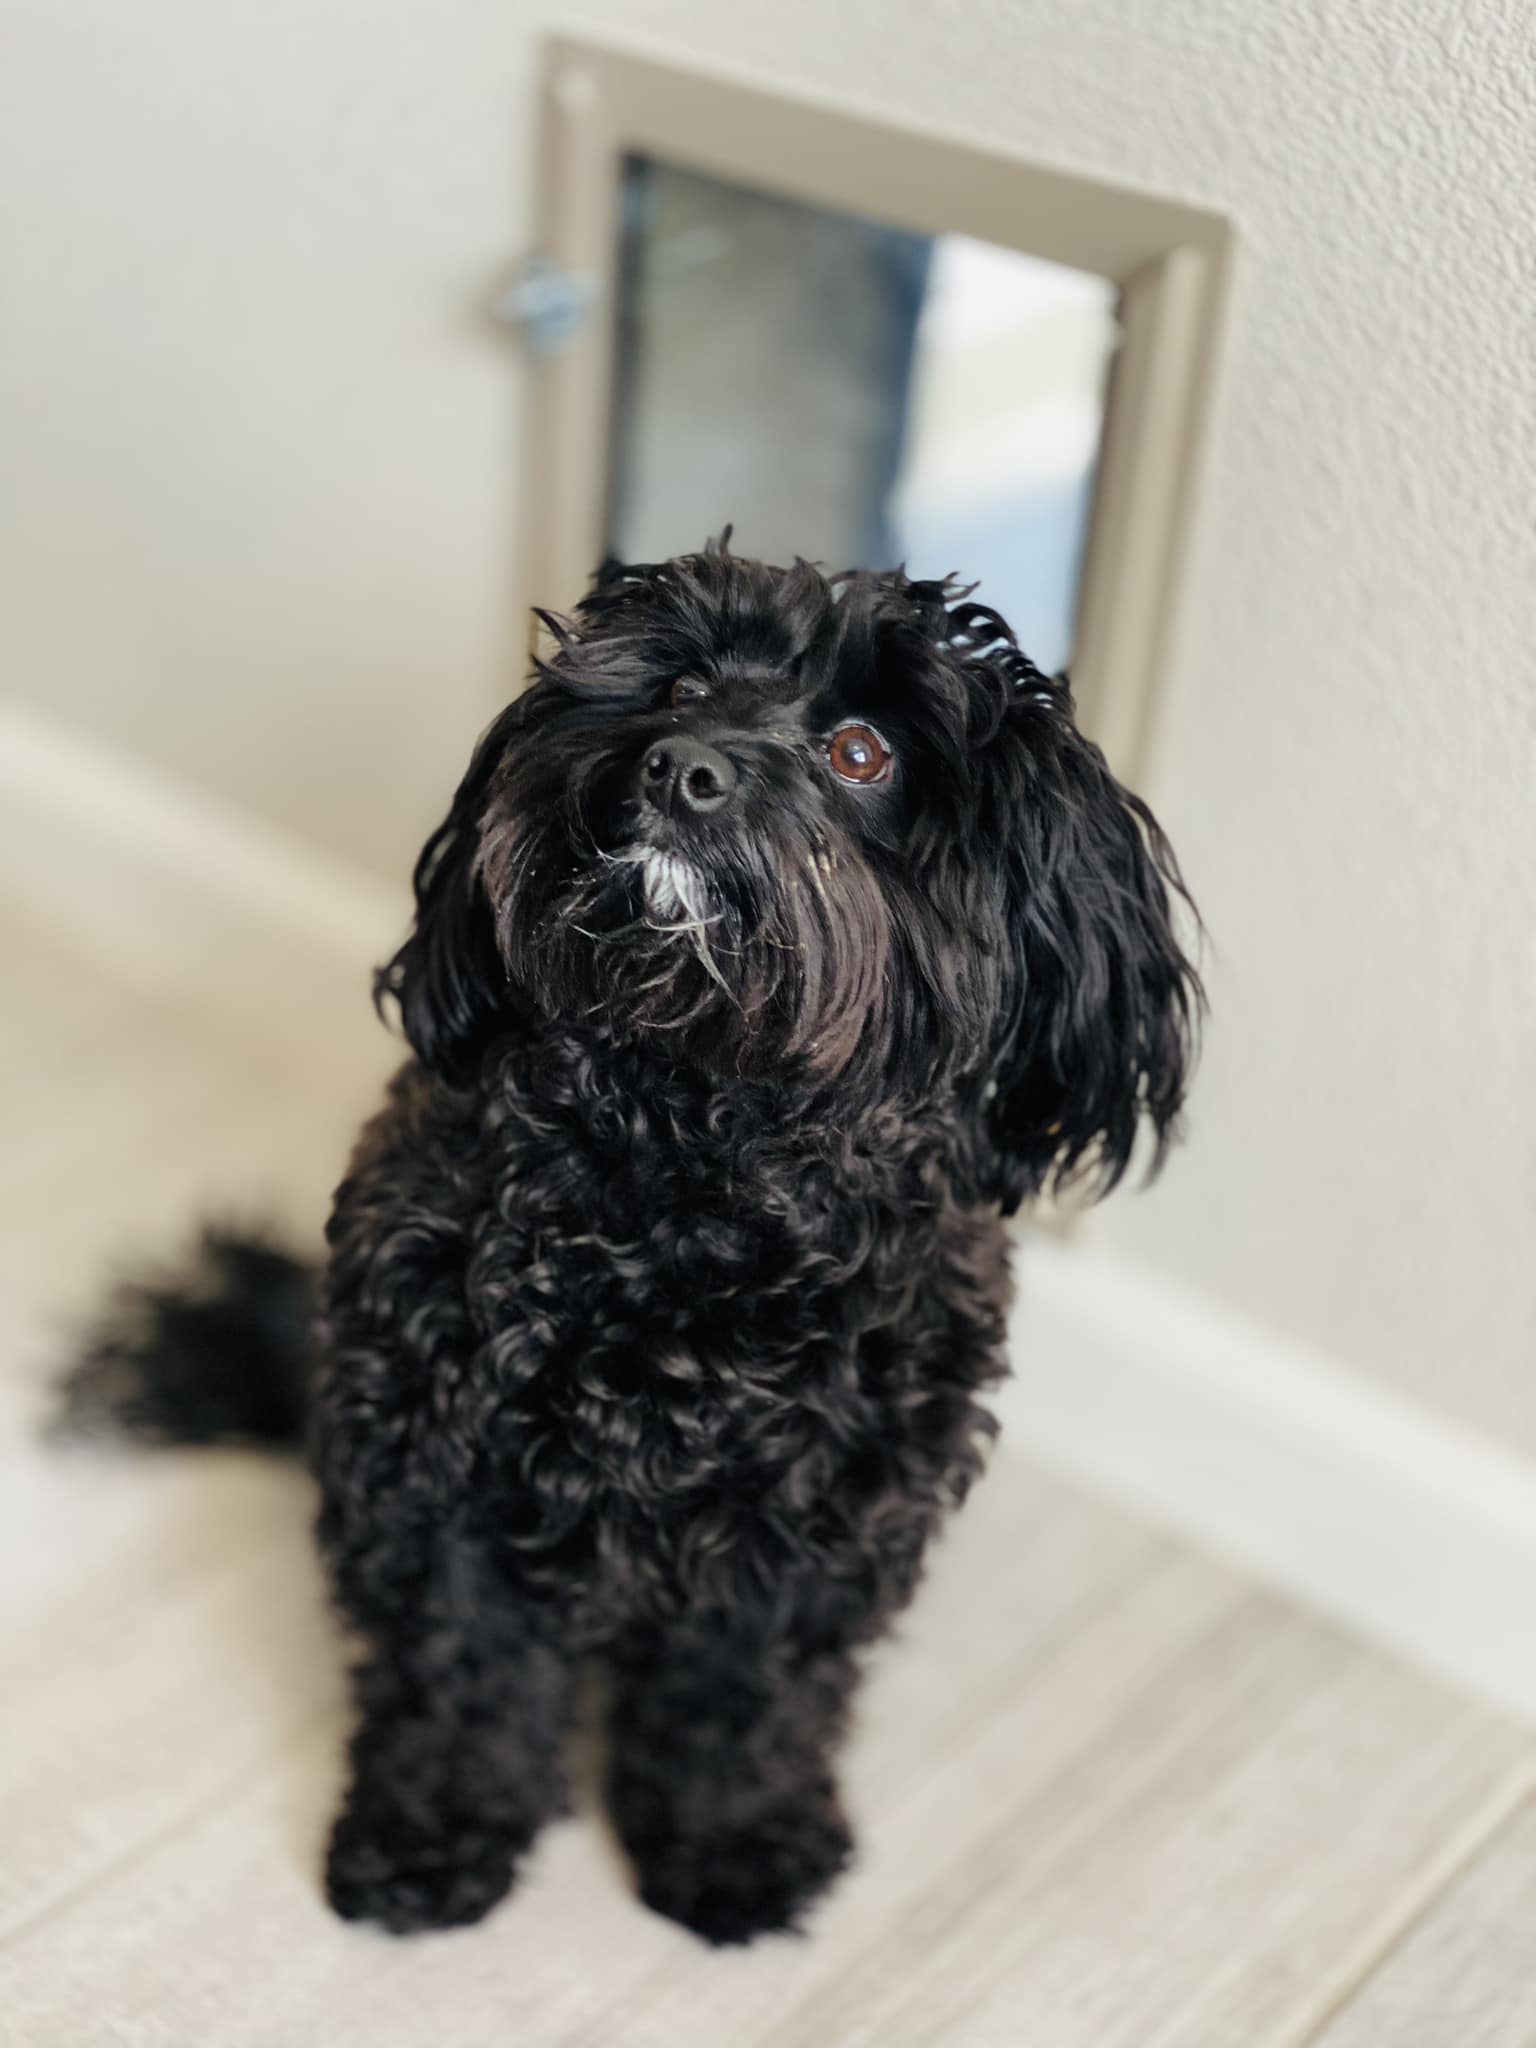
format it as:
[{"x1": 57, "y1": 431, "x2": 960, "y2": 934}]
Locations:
[
  {"x1": 980, "y1": 692, "x2": 1202, "y2": 1214},
  {"x1": 373, "y1": 701, "x2": 524, "y2": 1081}
]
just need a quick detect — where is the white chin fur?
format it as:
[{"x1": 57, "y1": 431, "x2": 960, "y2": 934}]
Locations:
[{"x1": 640, "y1": 849, "x2": 707, "y2": 922}]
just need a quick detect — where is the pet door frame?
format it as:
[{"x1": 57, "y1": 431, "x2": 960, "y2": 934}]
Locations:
[{"x1": 516, "y1": 35, "x2": 1233, "y2": 786}]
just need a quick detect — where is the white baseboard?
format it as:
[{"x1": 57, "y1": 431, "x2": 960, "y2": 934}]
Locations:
[
  {"x1": 1002, "y1": 1234, "x2": 1536, "y2": 1722},
  {"x1": 0, "y1": 701, "x2": 404, "y2": 1015},
  {"x1": 7, "y1": 703, "x2": 1534, "y2": 1720}
]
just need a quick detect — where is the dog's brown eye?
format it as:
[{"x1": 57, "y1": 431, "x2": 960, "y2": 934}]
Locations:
[
  {"x1": 670, "y1": 676, "x2": 710, "y2": 709},
  {"x1": 827, "y1": 721, "x2": 892, "y2": 785}
]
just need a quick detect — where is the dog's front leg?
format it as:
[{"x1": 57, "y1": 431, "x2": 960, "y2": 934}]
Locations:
[
  {"x1": 313, "y1": 1098, "x2": 580, "y2": 1935},
  {"x1": 606, "y1": 1609, "x2": 860, "y2": 1946},
  {"x1": 320, "y1": 1524, "x2": 573, "y2": 1935}
]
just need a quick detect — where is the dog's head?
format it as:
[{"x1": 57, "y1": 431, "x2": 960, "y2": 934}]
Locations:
[{"x1": 378, "y1": 544, "x2": 1200, "y2": 1210}]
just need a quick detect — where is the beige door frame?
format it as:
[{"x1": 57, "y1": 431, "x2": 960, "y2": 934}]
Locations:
[{"x1": 518, "y1": 35, "x2": 1233, "y2": 784}]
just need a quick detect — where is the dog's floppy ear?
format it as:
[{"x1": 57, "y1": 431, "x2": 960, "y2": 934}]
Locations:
[
  {"x1": 981, "y1": 705, "x2": 1202, "y2": 1214},
  {"x1": 373, "y1": 702, "x2": 524, "y2": 1082}
]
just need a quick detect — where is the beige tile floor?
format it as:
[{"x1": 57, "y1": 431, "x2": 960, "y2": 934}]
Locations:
[{"x1": 2, "y1": 898, "x2": 1533, "y2": 2047}]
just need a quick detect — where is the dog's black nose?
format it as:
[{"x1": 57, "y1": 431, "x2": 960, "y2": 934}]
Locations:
[{"x1": 640, "y1": 736, "x2": 738, "y2": 818}]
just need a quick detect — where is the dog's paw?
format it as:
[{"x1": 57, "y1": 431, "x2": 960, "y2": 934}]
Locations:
[
  {"x1": 634, "y1": 1799, "x2": 854, "y2": 1947},
  {"x1": 324, "y1": 1810, "x2": 516, "y2": 1935}
]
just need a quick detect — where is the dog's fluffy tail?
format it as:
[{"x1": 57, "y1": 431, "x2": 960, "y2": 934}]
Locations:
[{"x1": 56, "y1": 1229, "x2": 316, "y2": 1450}]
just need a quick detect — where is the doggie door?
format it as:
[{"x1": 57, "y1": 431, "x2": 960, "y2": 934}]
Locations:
[{"x1": 508, "y1": 39, "x2": 1232, "y2": 783}]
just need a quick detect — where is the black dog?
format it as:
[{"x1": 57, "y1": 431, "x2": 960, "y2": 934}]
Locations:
[{"x1": 63, "y1": 544, "x2": 1200, "y2": 1946}]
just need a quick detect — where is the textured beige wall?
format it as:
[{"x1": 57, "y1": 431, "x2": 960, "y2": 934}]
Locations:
[{"x1": 3, "y1": 1, "x2": 1532, "y2": 1445}]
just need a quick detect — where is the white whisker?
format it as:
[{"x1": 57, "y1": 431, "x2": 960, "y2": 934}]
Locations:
[{"x1": 583, "y1": 845, "x2": 741, "y2": 1005}]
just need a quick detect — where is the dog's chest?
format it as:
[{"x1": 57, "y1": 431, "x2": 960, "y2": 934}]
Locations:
[
  {"x1": 463, "y1": 1051, "x2": 961, "y2": 1518},
  {"x1": 481, "y1": 1075, "x2": 899, "y2": 1366}
]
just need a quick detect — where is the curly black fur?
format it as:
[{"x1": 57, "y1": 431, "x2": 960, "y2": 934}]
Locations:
[{"x1": 61, "y1": 544, "x2": 1200, "y2": 1946}]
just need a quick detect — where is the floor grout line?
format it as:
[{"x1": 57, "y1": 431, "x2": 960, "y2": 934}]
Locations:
[
  {"x1": 748, "y1": 1587, "x2": 1281, "y2": 2048},
  {"x1": 1276, "y1": 1751, "x2": 1536, "y2": 2047}
]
